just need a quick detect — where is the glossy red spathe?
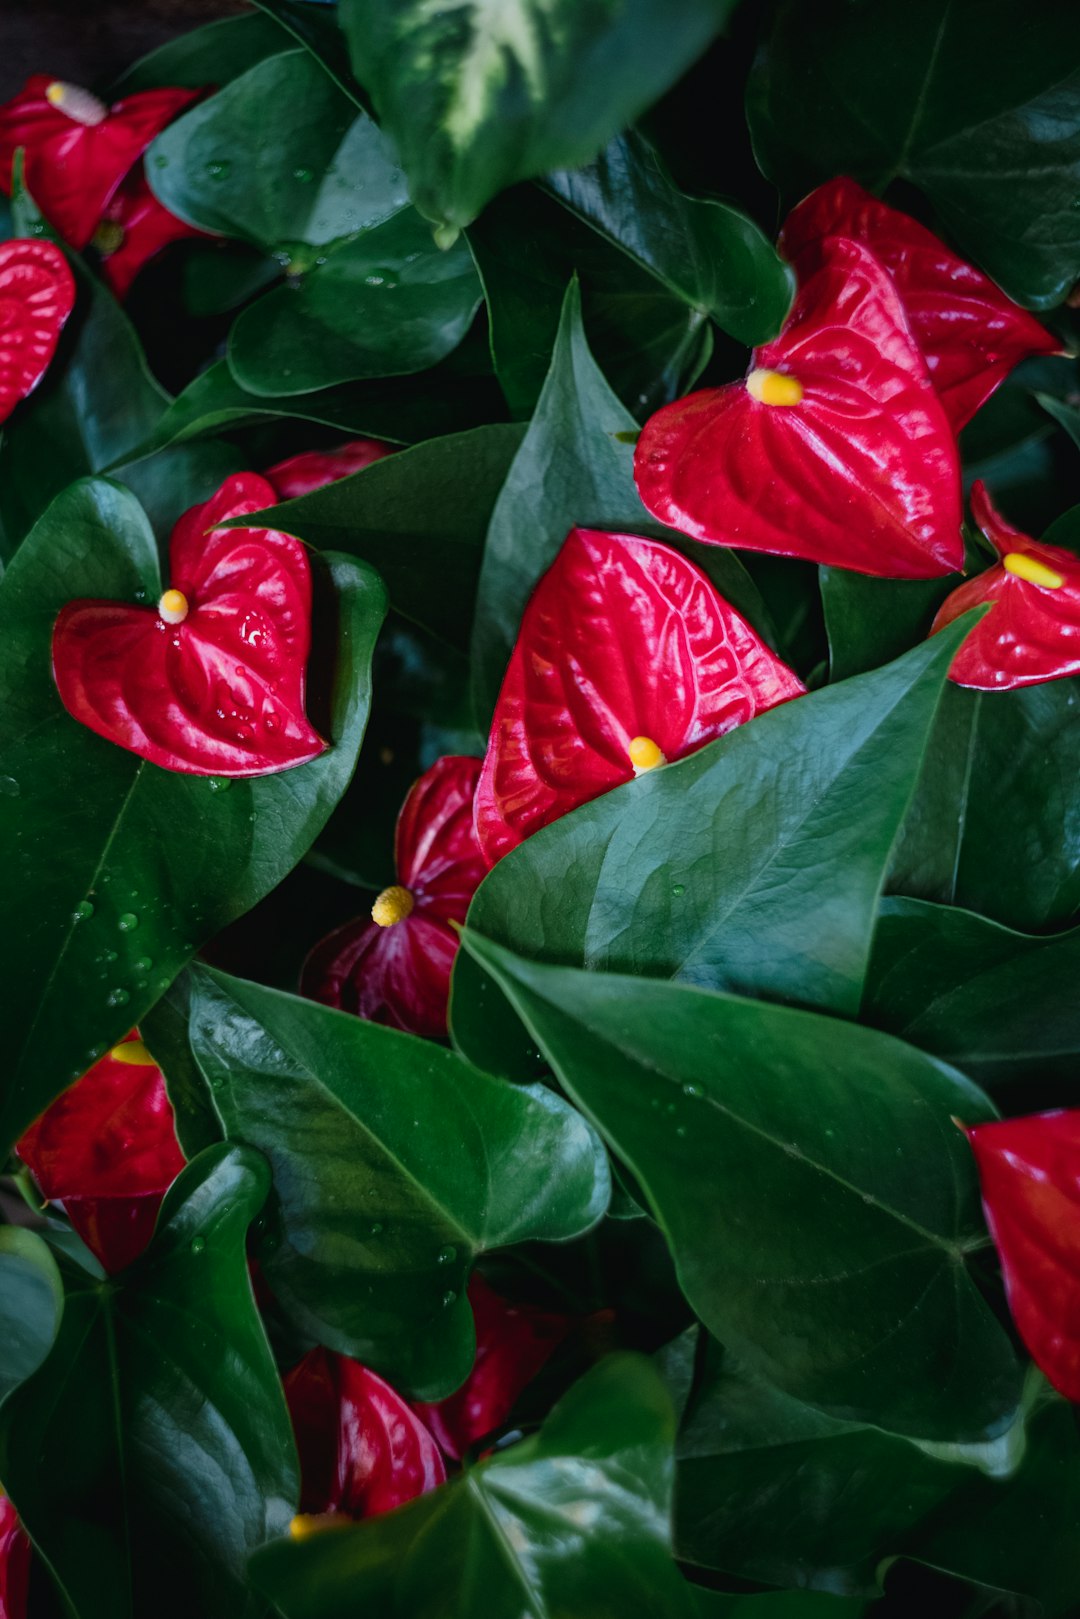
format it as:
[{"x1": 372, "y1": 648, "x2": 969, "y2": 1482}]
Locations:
[
  {"x1": 0, "y1": 1497, "x2": 29, "y2": 1619},
  {"x1": 285, "y1": 1347, "x2": 446, "y2": 1520},
  {"x1": 932, "y1": 482, "x2": 1080, "y2": 690},
  {"x1": 414, "y1": 1275, "x2": 573, "y2": 1460},
  {"x1": 265, "y1": 440, "x2": 395, "y2": 500},
  {"x1": 16, "y1": 1031, "x2": 186, "y2": 1274},
  {"x1": 52, "y1": 472, "x2": 328, "y2": 777},
  {"x1": 0, "y1": 77, "x2": 199, "y2": 251},
  {"x1": 0, "y1": 237, "x2": 75, "y2": 423},
  {"x1": 634, "y1": 236, "x2": 963, "y2": 578},
  {"x1": 780, "y1": 177, "x2": 1061, "y2": 433},
  {"x1": 966, "y1": 1110, "x2": 1080, "y2": 1402},
  {"x1": 302, "y1": 755, "x2": 485, "y2": 1039},
  {"x1": 473, "y1": 527, "x2": 805, "y2": 864},
  {"x1": 96, "y1": 166, "x2": 205, "y2": 300}
]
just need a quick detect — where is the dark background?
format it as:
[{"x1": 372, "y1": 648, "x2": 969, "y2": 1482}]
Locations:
[{"x1": 0, "y1": 0, "x2": 248, "y2": 99}]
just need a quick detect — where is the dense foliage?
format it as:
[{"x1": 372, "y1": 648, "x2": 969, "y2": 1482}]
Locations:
[{"x1": 1, "y1": 2, "x2": 1079, "y2": 1616}]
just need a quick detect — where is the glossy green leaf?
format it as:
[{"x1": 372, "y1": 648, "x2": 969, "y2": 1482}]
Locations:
[
  {"x1": 340, "y1": 0, "x2": 735, "y2": 233},
  {"x1": 225, "y1": 423, "x2": 524, "y2": 651},
  {"x1": 820, "y1": 571, "x2": 956, "y2": 682},
  {"x1": 889, "y1": 679, "x2": 1080, "y2": 929},
  {"x1": 227, "y1": 207, "x2": 482, "y2": 394},
  {"x1": 864, "y1": 896, "x2": 1080, "y2": 1093},
  {"x1": 107, "y1": 11, "x2": 289, "y2": 96},
  {"x1": 250, "y1": 0, "x2": 363, "y2": 105},
  {"x1": 179, "y1": 963, "x2": 609, "y2": 1398},
  {"x1": 545, "y1": 128, "x2": 793, "y2": 346},
  {"x1": 1040, "y1": 391, "x2": 1080, "y2": 454},
  {"x1": 250, "y1": 1352, "x2": 698, "y2": 1618},
  {"x1": 461, "y1": 933, "x2": 1021, "y2": 1441},
  {"x1": 149, "y1": 51, "x2": 406, "y2": 252},
  {"x1": 747, "y1": 0, "x2": 1080, "y2": 308},
  {"x1": 960, "y1": 356, "x2": 1080, "y2": 537},
  {"x1": 454, "y1": 625, "x2": 969, "y2": 1082},
  {"x1": 0, "y1": 479, "x2": 386, "y2": 1150},
  {"x1": 0, "y1": 1145, "x2": 298, "y2": 1619},
  {"x1": 0, "y1": 1228, "x2": 64, "y2": 1401},
  {"x1": 469, "y1": 280, "x2": 770, "y2": 723}
]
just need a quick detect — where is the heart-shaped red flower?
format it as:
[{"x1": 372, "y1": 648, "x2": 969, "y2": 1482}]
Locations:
[
  {"x1": 265, "y1": 439, "x2": 395, "y2": 500},
  {"x1": 634, "y1": 235, "x2": 963, "y2": 578},
  {"x1": 780, "y1": 178, "x2": 1061, "y2": 433},
  {"x1": 473, "y1": 527, "x2": 805, "y2": 864},
  {"x1": 0, "y1": 237, "x2": 75, "y2": 424},
  {"x1": 302, "y1": 755, "x2": 485, "y2": 1039},
  {"x1": 931, "y1": 482, "x2": 1080, "y2": 690},
  {"x1": 52, "y1": 472, "x2": 328, "y2": 777},
  {"x1": 413, "y1": 1275, "x2": 574, "y2": 1461},
  {"x1": 0, "y1": 1497, "x2": 30, "y2": 1619},
  {"x1": 965, "y1": 1110, "x2": 1080, "y2": 1401},
  {"x1": 0, "y1": 77, "x2": 200, "y2": 250},
  {"x1": 16, "y1": 1031, "x2": 186, "y2": 1274},
  {"x1": 95, "y1": 166, "x2": 206, "y2": 301},
  {"x1": 285, "y1": 1347, "x2": 445, "y2": 1527}
]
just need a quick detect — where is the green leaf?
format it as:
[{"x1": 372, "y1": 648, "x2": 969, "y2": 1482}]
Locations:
[
  {"x1": 864, "y1": 896, "x2": 1080, "y2": 1092},
  {"x1": 747, "y1": 0, "x2": 1080, "y2": 308},
  {"x1": 461, "y1": 933, "x2": 1021, "y2": 1441},
  {"x1": 0, "y1": 1145, "x2": 298, "y2": 1619},
  {"x1": 0, "y1": 1228, "x2": 64, "y2": 1401},
  {"x1": 107, "y1": 11, "x2": 290, "y2": 96},
  {"x1": 0, "y1": 479, "x2": 386, "y2": 1150},
  {"x1": 960, "y1": 356, "x2": 1080, "y2": 537},
  {"x1": 149, "y1": 51, "x2": 406, "y2": 252},
  {"x1": 340, "y1": 0, "x2": 735, "y2": 232},
  {"x1": 250, "y1": 1353, "x2": 699, "y2": 1619},
  {"x1": 889, "y1": 680, "x2": 1080, "y2": 930},
  {"x1": 176, "y1": 963, "x2": 609, "y2": 1399},
  {"x1": 1040, "y1": 390, "x2": 1080, "y2": 454},
  {"x1": 820, "y1": 571, "x2": 957, "y2": 682},
  {"x1": 227, "y1": 207, "x2": 482, "y2": 394},
  {"x1": 225, "y1": 423, "x2": 524, "y2": 652},
  {"x1": 676, "y1": 1344, "x2": 1026, "y2": 1595},
  {"x1": 250, "y1": 0, "x2": 364, "y2": 105},
  {"x1": 453, "y1": 626, "x2": 969, "y2": 1083},
  {"x1": 545, "y1": 128, "x2": 793, "y2": 346},
  {"x1": 469, "y1": 280, "x2": 770, "y2": 723}
]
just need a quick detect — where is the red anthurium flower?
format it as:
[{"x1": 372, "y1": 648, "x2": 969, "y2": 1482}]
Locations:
[
  {"x1": 780, "y1": 177, "x2": 1060, "y2": 433},
  {"x1": 285, "y1": 1347, "x2": 445, "y2": 1532},
  {"x1": 95, "y1": 165, "x2": 206, "y2": 301},
  {"x1": 0, "y1": 237, "x2": 75, "y2": 424},
  {"x1": 0, "y1": 1496, "x2": 30, "y2": 1619},
  {"x1": 965, "y1": 1110, "x2": 1080, "y2": 1402},
  {"x1": 52, "y1": 472, "x2": 327, "y2": 776},
  {"x1": 265, "y1": 440, "x2": 395, "y2": 500},
  {"x1": 473, "y1": 527, "x2": 805, "y2": 864},
  {"x1": 16, "y1": 1031, "x2": 185, "y2": 1274},
  {"x1": 413, "y1": 1275, "x2": 573, "y2": 1461},
  {"x1": 931, "y1": 482, "x2": 1080, "y2": 690},
  {"x1": 0, "y1": 77, "x2": 199, "y2": 251},
  {"x1": 302, "y1": 755, "x2": 485, "y2": 1039},
  {"x1": 634, "y1": 236, "x2": 963, "y2": 578}
]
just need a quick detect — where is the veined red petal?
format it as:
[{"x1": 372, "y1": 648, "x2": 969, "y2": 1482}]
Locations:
[
  {"x1": 634, "y1": 236, "x2": 963, "y2": 578},
  {"x1": 302, "y1": 756, "x2": 485, "y2": 1038},
  {"x1": 16, "y1": 1031, "x2": 186, "y2": 1273},
  {"x1": 0, "y1": 1497, "x2": 30, "y2": 1619},
  {"x1": 52, "y1": 472, "x2": 328, "y2": 776},
  {"x1": 931, "y1": 482, "x2": 1080, "y2": 690},
  {"x1": 413, "y1": 1275, "x2": 573, "y2": 1461},
  {"x1": 97, "y1": 164, "x2": 206, "y2": 301},
  {"x1": 285, "y1": 1347, "x2": 445, "y2": 1519},
  {"x1": 265, "y1": 440, "x2": 395, "y2": 500},
  {"x1": 781, "y1": 177, "x2": 1061, "y2": 432},
  {"x1": 0, "y1": 77, "x2": 200, "y2": 250},
  {"x1": 474, "y1": 527, "x2": 805, "y2": 863},
  {"x1": 966, "y1": 1111, "x2": 1080, "y2": 1401},
  {"x1": 0, "y1": 237, "x2": 75, "y2": 423}
]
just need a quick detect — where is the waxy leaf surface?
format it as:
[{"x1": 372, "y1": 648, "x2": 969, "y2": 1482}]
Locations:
[
  {"x1": 0, "y1": 1230, "x2": 63, "y2": 1402},
  {"x1": 180, "y1": 963, "x2": 610, "y2": 1398},
  {"x1": 0, "y1": 1145, "x2": 299, "y2": 1619},
  {"x1": 463, "y1": 934, "x2": 1020, "y2": 1440},
  {"x1": 0, "y1": 238, "x2": 74, "y2": 424},
  {"x1": 0, "y1": 478, "x2": 385, "y2": 1150},
  {"x1": 251, "y1": 1353, "x2": 699, "y2": 1619}
]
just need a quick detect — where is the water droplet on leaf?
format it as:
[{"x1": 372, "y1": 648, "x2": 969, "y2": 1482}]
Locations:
[
  {"x1": 436, "y1": 1244, "x2": 456, "y2": 1266},
  {"x1": 190, "y1": 1236, "x2": 206, "y2": 1255},
  {"x1": 106, "y1": 987, "x2": 130, "y2": 1007},
  {"x1": 118, "y1": 913, "x2": 138, "y2": 932},
  {"x1": 73, "y1": 900, "x2": 94, "y2": 921}
]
